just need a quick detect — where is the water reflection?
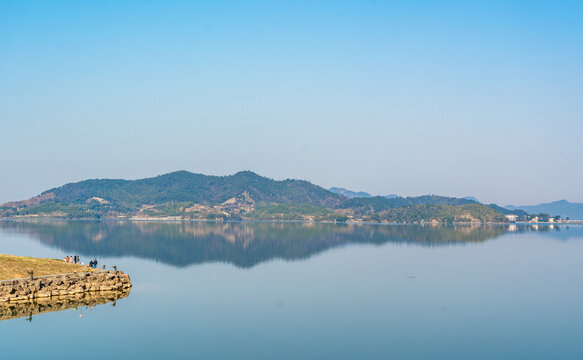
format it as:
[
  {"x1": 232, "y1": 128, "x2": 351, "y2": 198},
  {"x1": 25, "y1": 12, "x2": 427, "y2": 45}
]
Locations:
[
  {"x1": 0, "y1": 289, "x2": 130, "y2": 322},
  {"x1": 0, "y1": 220, "x2": 574, "y2": 268}
]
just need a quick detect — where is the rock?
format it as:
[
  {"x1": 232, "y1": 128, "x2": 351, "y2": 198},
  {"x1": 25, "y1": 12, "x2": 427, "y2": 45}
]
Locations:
[{"x1": 0, "y1": 270, "x2": 132, "y2": 302}]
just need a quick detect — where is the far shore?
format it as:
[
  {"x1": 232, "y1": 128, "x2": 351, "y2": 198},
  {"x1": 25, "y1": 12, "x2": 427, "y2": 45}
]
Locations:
[{"x1": 1, "y1": 217, "x2": 582, "y2": 225}]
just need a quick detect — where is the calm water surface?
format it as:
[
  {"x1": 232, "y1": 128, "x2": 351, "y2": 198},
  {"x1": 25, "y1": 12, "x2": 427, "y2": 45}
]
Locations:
[{"x1": 0, "y1": 221, "x2": 582, "y2": 359}]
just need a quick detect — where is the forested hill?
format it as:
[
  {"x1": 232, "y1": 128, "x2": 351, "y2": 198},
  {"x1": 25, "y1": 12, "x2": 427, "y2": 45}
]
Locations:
[
  {"x1": 39, "y1": 171, "x2": 344, "y2": 210},
  {"x1": 0, "y1": 171, "x2": 508, "y2": 223},
  {"x1": 339, "y1": 195, "x2": 477, "y2": 214}
]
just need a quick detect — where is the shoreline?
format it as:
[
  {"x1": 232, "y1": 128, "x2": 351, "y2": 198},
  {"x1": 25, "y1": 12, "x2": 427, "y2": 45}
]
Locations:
[
  {"x1": 0, "y1": 269, "x2": 132, "y2": 303},
  {"x1": 0, "y1": 254, "x2": 132, "y2": 303},
  {"x1": 1, "y1": 217, "x2": 582, "y2": 226}
]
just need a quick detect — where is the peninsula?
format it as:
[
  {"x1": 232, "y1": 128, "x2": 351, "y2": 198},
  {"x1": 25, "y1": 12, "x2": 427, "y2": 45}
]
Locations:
[{"x1": 0, "y1": 254, "x2": 131, "y2": 303}]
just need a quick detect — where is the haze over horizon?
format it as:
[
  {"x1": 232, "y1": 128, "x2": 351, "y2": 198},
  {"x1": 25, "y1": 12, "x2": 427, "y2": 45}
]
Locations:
[{"x1": 1, "y1": 1, "x2": 582, "y2": 205}]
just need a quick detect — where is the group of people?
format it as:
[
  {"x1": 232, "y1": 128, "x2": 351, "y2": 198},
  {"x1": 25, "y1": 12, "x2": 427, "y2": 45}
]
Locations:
[
  {"x1": 64, "y1": 255, "x2": 98, "y2": 268},
  {"x1": 64, "y1": 255, "x2": 80, "y2": 264}
]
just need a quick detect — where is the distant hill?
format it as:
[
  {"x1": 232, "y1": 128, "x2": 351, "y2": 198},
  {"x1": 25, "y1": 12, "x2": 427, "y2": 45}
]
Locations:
[
  {"x1": 373, "y1": 203, "x2": 506, "y2": 223},
  {"x1": 0, "y1": 171, "x2": 506, "y2": 223},
  {"x1": 329, "y1": 187, "x2": 401, "y2": 199},
  {"x1": 0, "y1": 171, "x2": 343, "y2": 218},
  {"x1": 339, "y1": 195, "x2": 477, "y2": 214},
  {"x1": 335, "y1": 194, "x2": 502, "y2": 222},
  {"x1": 45, "y1": 170, "x2": 343, "y2": 208},
  {"x1": 329, "y1": 187, "x2": 372, "y2": 198},
  {"x1": 487, "y1": 204, "x2": 529, "y2": 217},
  {"x1": 505, "y1": 200, "x2": 583, "y2": 220}
]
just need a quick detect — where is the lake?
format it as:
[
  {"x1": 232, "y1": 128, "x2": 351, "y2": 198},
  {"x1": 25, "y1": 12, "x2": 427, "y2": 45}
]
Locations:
[{"x1": 0, "y1": 220, "x2": 582, "y2": 359}]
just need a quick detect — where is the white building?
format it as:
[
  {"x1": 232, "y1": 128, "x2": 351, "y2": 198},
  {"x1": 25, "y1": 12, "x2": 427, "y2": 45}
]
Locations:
[{"x1": 505, "y1": 214, "x2": 518, "y2": 222}]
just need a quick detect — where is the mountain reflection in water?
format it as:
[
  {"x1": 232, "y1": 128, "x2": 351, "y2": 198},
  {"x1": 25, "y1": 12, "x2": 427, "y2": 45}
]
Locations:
[{"x1": 0, "y1": 221, "x2": 568, "y2": 268}]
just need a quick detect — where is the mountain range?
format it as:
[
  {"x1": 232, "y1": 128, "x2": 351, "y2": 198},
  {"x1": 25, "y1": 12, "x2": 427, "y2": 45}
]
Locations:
[
  {"x1": 0, "y1": 170, "x2": 570, "y2": 222},
  {"x1": 505, "y1": 200, "x2": 583, "y2": 220},
  {"x1": 330, "y1": 188, "x2": 579, "y2": 219},
  {"x1": 328, "y1": 187, "x2": 398, "y2": 199}
]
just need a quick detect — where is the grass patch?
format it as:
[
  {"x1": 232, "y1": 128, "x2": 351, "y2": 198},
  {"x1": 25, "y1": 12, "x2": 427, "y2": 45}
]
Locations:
[{"x1": 0, "y1": 254, "x2": 96, "y2": 280}]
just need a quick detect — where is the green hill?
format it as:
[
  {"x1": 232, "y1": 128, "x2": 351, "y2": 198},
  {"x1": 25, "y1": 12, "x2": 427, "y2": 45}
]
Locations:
[
  {"x1": 47, "y1": 170, "x2": 343, "y2": 208},
  {"x1": 339, "y1": 195, "x2": 477, "y2": 216},
  {"x1": 0, "y1": 171, "x2": 507, "y2": 223},
  {"x1": 0, "y1": 171, "x2": 343, "y2": 218},
  {"x1": 359, "y1": 203, "x2": 507, "y2": 223}
]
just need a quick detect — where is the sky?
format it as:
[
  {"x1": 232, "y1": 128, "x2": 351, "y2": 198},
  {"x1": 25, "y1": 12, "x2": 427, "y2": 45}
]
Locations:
[{"x1": 1, "y1": 0, "x2": 582, "y2": 206}]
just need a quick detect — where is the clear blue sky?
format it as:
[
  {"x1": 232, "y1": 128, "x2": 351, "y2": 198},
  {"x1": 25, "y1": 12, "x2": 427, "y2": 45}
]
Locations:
[{"x1": 1, "y1": 0, "x2": 582, "y2": 205}]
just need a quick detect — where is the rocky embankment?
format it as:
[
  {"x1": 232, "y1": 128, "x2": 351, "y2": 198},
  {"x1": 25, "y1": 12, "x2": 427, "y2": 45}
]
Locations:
[
  {"x1": 0, "y1": 270, "x2": 132, "y2": 303},
  {"x1": 0, "y1": 288, "x2": 130, "y2": 321}
]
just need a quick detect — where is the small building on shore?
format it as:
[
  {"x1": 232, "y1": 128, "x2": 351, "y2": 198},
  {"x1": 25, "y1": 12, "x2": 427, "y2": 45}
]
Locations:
[{"x1": 505, "y1": 214, "x2": 518, "y2": 222}]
